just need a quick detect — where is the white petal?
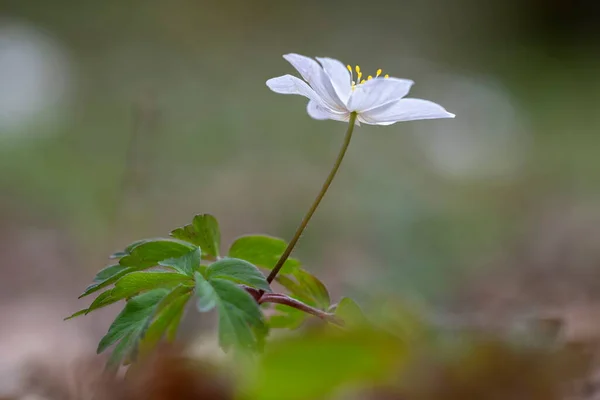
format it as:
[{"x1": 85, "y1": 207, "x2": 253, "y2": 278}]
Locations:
[
  {"x1": 316, "y1": 57, "x2": 352, "y2": 105},
  {"x1": 283, "y1": 53, "x2": 346, "y2": 111},
  {"x1": 266, "y1": 74, "x2": 324, "y2": 104},
  {"x1": 359, "y1": 98, "x2": 455, "y2": 125},
  {"x1": 306, "y1": 101, "x2": 350, "y2": 122},
  {"x1": 347, "y1": 78, "x2": 414, "y2": 112}
]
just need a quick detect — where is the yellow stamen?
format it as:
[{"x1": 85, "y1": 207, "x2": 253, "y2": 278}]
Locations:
[{"x1": 347, "y1": 64, "x2": 391, "y2": 86}]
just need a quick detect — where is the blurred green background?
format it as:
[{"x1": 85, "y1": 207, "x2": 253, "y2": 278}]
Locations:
[{"x1": 2, "y1": 0, "x2": 600, "y2": 313}]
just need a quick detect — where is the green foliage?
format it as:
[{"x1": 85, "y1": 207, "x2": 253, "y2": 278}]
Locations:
[
  {"x1": 69, "y1": 213, "x2": 356, "y2": 371},
  {"x1": 228, "y1": 235, "x2": 300, "y2": 274},
  {"x1": 109, "y1": 239, "x2": 148, "y2": 259},
  {"x1": 78, "y1": 264, "x2": 132, "y2": 298},
  {"x1": 159, "y1": 247, "x2": 201, "y2": 276},
  {"x1": 97, "y1": 289, "x2": 170, "y2": 364},
  {"x1": 214, "y1": 279, "x2": 268, "y2": 352},
  {"x1": 119, "y1": 239, "x2": 195, "y2": 268},
  {"x1": 69, "y1": 214, "x2": 288, "y2": 366},
  {"x1": 194, "y1": 271, "x2": 218, "y2": 312},
  {"x1": 265, "y1": 269, "x2": 332, "y2": 329},
  {"x1": 69, "y1": 271, "x2": 192, "y2": 319},
  {"x1": 194, "y1": 271, "x2": 268, "y2": 352},
  {"x1": 80, "y1": 239, "x2": 195, "y2": 299},
  {"x1": 170, "y1": 214, "x2": 221, "y2": 257},
  {"x1": 138, "y1": 285, "x2": 193, "y2": 355},
  {"x1": 291, "y1": 268, "x2": 330, "y2": 309},
  {"x1": 275, "y1": 269, "x2": 330, "y2": 309},
  {"x1": 93, "y1": 264, "x2": 128, "y2": 281},
  {"x1": 206, "y1": 258, "x2": 271, "y2": 292}
]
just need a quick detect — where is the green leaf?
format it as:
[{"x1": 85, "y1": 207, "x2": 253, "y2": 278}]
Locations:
[
  {"x1": 228, "y1": 235, "x2": 300, "y2": 274},
  {"x1": 159, "y1": 247, "x2": 201, "y2": 276},
  {"x1": 274, "y1": 274, "x2": 312, "y2": 303},
  {"x1": 79, "y1": 267, "x2": 135, "y2": 298},
  {"x1": 85, "y1": 272, "x2": 192, "y2": 315},
  {"x1": 274, "y1": 269, "x2": 330, "y2": 309},
  {"x1": 93, "y1": 264, "x2": 128, "y2": 282},
  {"x1": 334, "y1": 297, "x2": 368, "y2": 328},
  {"x1": 212, "y1": 279, "x2": 267, "y2": 352},
  {"x1": 112, "y1": 271, "x2": 192, "y2": 299},
  {"x1": 138, "y1": 285, "x2": 193, "y2": 355},
  {"x1": 64, "y1": 309, "x2": 87, "y2": 320},
  {"x1": 165, "y1": 306, "x2": 185, "y2": 341},
  {"x1": 206, "y1": 258, "x2": 271, "y2": 292},
  {"x1": 292, "y1": 269, "x2": 330, "y2": 310},
  {"x1": 81, "y1": 240, "x2": 192, "y2": 299},
  {"x1": 170, "y1": 214, "x2": 221, "y2": 257},
  {"x1": 192, "y1": 270, "x2": 268, "y2": 352},
  {"x1": 119, "y1": 239, "x2": 195, "y2": 268},
  {"x1": 194, "y1": 272, "x2": 218, "y2": 312},
  {"x1": 97, "y1": 288, "x2": 170, "y2": 355},
  {"x1": 110, "y1": 251, "x2": 127, "y2": 259},
  {"x1": 85, "y1": 290, "x2": 117, "y2": 314},
  {"x1": 109, "y1": 239, "x2": 150, "y2": 259}
]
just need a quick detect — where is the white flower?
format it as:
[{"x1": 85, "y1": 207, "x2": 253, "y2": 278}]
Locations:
[{"x1": 266, "y1": 53, "x2": 455, "y2": 125}]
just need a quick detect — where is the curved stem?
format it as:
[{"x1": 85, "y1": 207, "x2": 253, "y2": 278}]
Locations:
[
  {"x1": 259, "y1": 293, "x2": 344, "y2": 327},
  {"x1": 266, "y1": 113, "x2": 358, "y2": 284}
]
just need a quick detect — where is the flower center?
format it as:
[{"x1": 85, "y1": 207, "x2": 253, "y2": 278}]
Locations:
[{"x1": 347, "y1": 64, "x2": 389, "y2": 90}]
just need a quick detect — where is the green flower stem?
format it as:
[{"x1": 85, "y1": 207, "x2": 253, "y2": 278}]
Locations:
[{"x1": 265, "y1": 112, "x2": 358, "y2": 284}]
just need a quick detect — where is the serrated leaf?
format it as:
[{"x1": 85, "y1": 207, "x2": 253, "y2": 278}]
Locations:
[
  {"x1": 79, "y1": 267, "x2": 135, "y2": 298},
  {"x1": 212, "y1": 279, "x2": 267, "y2": 352},
  {"x1": 112, "y1": 271, "x2": 191, "y2": 299},
  {"x1": 170, "y1": 214, "x2": 221, "y2": 257},
  {"x1": 119, "y1": 239, "x2": 195, "y2": 268},
  {"x1": 292, "y1": 269, "x2": 330, "y2": 310},
  {"x1": 159, "y1": 247, "x2": 201, "y2": 276},
  {"x1": 84, "y1": 272, "x2": 192, "y2": 316},
  {"x1": 138, "y1": 285, "x2": 193, "y2": 356},
  {"x1": 81, "y1": 240, "x2": 193, "y2": 299},
  {"x1": 228, "y1": 235, "x2": 300, "y2": 274},
  {"x1": 97, "y1": 288, "x2": 170, "y2": 355},
  {"x1": 194, "y1": 272, "x2": 218, "y2": 312},
  {"x1": 334, "y1": 297, "x2": 367, "y2": 328},
  {"x1": 206, "y1": 258, "x2": 271, "y2": 292}
]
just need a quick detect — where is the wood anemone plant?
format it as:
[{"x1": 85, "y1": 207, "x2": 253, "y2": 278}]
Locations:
[{"x1": 67, "y1": 53, "x2": 456, "y2": 369}]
